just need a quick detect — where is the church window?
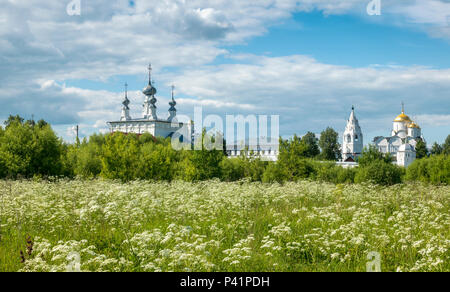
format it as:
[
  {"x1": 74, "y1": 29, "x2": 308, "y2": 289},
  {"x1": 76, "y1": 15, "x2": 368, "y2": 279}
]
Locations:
[{"x1": 347, "y1": 135, "x2": 351, "y2": 142}]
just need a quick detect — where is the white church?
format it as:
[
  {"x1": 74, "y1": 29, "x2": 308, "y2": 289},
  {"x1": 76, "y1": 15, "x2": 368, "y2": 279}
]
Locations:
[
  {"x1": 107, "y1": 65, "x2": 193, "y2": 141},
  {"x1": 340, "y1": 104, "x2": 423, "y2": 167},
  {"x1": 372, "y1": 103, "x2": 423, "y2": 167}
]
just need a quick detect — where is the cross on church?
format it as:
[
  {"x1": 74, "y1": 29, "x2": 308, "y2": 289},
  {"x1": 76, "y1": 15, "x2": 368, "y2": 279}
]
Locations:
[{"x1": 148, "y1": 63, "x2": 152, "y2": 83}]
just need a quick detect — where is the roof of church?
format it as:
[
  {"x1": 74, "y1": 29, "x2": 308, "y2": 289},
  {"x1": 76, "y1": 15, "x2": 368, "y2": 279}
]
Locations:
[
  {"x1": 393, "y1": 103, "x2": 412, "y2": 122},
  {"x1": 408, "y1": 121, "x2": 421, "y2": 129}
]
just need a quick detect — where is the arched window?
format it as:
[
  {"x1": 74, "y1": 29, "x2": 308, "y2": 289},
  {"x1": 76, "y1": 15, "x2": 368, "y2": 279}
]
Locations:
[
  {"x1": 354, "y1": 134, "x2": 358, "y2": 141},
  {"x1": 347, "y1": 135, "x2": 351, "y2": 143}
]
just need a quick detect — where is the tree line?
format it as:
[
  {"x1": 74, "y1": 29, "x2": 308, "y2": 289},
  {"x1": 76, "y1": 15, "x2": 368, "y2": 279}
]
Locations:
[{"x1": 0, "y1": 115, "x2": 449, "y2": 185}]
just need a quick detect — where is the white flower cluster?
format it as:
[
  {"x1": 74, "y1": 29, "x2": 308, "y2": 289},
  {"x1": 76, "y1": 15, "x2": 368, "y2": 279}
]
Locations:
[{"x1": 0, "y1": 180, "x2": 448, "y2": 272}]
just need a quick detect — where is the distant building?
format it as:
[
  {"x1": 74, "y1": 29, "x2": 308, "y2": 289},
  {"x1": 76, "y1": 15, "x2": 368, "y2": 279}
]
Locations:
[
  {"x1": 226, "y1": 140, "x2": 279, "y2": 161},
  {"x1": 373, "y1": 103, "x2": 423, "y2": 167},
  {"x1": 396, "y1": 143, "x2": 416, "y2": 168},
  {"x1": 342, "y1": 106, "x2": 363, "y2": 162},
  {"x1": 107, "y1": 65, "x2": 193, "y2": 140}
]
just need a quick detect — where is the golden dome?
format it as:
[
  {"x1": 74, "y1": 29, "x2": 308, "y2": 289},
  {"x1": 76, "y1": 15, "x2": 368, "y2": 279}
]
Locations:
[
  {"x1": 408, "y1": 122, "x2": 420, "y2": 129},
  {"x1": 393, "y1": 112, "x2": 412, "y2": 122}
]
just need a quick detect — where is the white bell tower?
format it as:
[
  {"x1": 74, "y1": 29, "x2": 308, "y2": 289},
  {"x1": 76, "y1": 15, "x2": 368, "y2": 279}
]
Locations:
[
  {"x1": 342, "y1": 106, "x2": 363, "y2": 162},
  {"x1": 120, "y1": 83, "x2": 131, "y2": 121}
]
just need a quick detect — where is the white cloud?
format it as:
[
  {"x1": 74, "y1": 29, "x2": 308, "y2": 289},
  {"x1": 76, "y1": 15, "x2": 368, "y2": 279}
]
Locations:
[
  {"x1": 1, "y1": 0, "x2": 449, "y2": 143},
  {"x1": 416, "y1": 114, "x2": 450, "y2": 127}
]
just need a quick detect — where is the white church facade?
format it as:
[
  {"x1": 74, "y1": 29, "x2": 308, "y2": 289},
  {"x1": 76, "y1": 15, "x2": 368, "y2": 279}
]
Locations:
[
  {"x1": 339, "y1": 104, "x2": 423, "y2": 168},
  {"x1": 372, "y1": 104, "x2": 423, "y2": 167},
  {"x1": 107, "y1": 65, "x2": 193, "y2": 141}
]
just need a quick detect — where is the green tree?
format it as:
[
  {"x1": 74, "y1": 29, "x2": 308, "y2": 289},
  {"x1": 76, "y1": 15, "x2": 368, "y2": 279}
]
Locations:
[
  {"x1": 30, "y1": 123, "x2": 63, "y2": 176},
  {"x1": 4, "y1": 114, "x2": 24, "y2": 128},
  {"x1": 355, "y1": 160, "x2": 404, "y2": 185},
  {"x1": 415, "y1": 139, "x2": 428, "y2": 159},
  {"x1": 443, "y1": 134, "x2": 450, "y2": 155},
  {"x1": 0, "y1": 118, "x2": 62, "y2": 177},
  {"x1": 301, "y1": 131, "x2": 320, "y2": 158},
  {"x1": 313, "y1": 161, "x2": 357, "y2": 184},
  {"x1": 406, "y1": 154, "x2": 449, "y2": 185},
  {"x1": 430, "y1": 142, "x2": 443, "y2": 155},
  {"x1": 277, "y1": 136, "x2": 315, "y2": 180},
  {"x1": 37, "y1": 119, "x2": 48, "y2": 128},
  {"x1": 101, "y1": 133, "x2": 140, "y2": 181},
  {"x1": 74, "y1": 142, "x2": 102, "y2": 178},
  {"x1": 220, "y1": 158, "x2": 245, "y2": 181},
  {"x1": 0, "y1": 119, "x2": 36, "y2": 177},
  {"x1": 0, "y1": 126, "x2": 5, "y2": 177},
  {"x1": 319, "y1": 127, "x2": 341, "y2": 161},
  {"x1": 181, "y1": 129, "x2": 224, "y2": 181},
  {"x1": 358, "y1": 145, "x2": 392, "y2": 167},
  {"x1": 262, "y1": 161, "x2": 288, "y2": 183},
  {"x1": 136, "y1": 143, "x2": 178, "y2": 181}
]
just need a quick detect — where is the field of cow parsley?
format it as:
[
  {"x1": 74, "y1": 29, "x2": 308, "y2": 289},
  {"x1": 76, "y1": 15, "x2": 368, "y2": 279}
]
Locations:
[{"x1": 0, "y1": 179, "x2": 448, "y2": 272}]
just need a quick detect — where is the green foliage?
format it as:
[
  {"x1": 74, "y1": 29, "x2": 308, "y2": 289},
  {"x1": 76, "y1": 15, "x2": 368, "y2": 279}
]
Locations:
[
  {"x1": 358, "y1": 145, "x2": 392, "y2": 167},
  {"x1": 100, "y1": 133, "x2": 140, "y2": 181},
  {"x1": 405, "y1": 154, "x2": 450, "y2": 185},
  {"x1": 313, "y1": 161, "x2": 357, "y2": 184},
  {"x1": 431, "y1": 142, "x2": 443, "y2": 155},
  {"x1": 2, "y1": 180, "x2": 448, "y2": 272},
  {"x1": 355, "y1": 160, "x2": 404, "y2": 185},
  {"x1": 220, "y1": 158, "x2": 245, "y2": 181},
  {"x1": 443, "y1": 134, "x2": 450, "y2": 155},
  {"x1": 277, "y1": 136, "x2": 315, "y2": 180},
  {"x1": 0, "y1": 118, "x2": 62, "y2": 178},
  {"x1": 74, "y1": 142, "x2": 102, "y2": 178},
  {"x1": 4, "y1": 114, "x2": 24, "y2": 128},
  {"x1": 415, "y1": 139, "x2": 428, "y2": 159},
  {"x1": 136, "y1": 142, "x2": 178, "y2": 181},
  {"x1": 181, "y1": 130, "x2": 225, "y2": 181},
  {"x1": 242, "y1": 156, "x2": 268, "y2": 182},
  {"x1": 262, "y1": 161, "x2": 288, "y2": 183},
  {"x1": 301, "y1": 131, "x2": 320, "y2": 158},
  {"x1": 1, "y1": 116, "x2": 447, "y2": 186},
  {"x1": 319, "y1": 127, "x2": 341, "y2": 161}
]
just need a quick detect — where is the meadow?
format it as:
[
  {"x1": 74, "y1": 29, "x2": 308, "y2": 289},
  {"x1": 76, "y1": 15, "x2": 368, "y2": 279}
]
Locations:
[{"x1": 0, "y1": 179, "x2": 448, "y2": 272}]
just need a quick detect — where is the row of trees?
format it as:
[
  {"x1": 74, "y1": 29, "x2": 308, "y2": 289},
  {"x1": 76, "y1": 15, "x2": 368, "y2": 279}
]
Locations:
[{"x1": 0, "y1": 115, "x2": 449, "y2": 185}]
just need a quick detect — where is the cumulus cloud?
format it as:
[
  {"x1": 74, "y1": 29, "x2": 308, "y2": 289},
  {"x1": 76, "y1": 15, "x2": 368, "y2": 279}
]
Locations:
[
  {"x1": 0, "y1": 0, "x2": 449, "y2": 142},
  {"x1": 169, "y1": 54, "x2": 450, "y2": 137}
]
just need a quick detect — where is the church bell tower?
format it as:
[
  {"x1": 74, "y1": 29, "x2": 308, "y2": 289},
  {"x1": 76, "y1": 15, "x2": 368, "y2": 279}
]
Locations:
[{"x1": 342, "y1": 106, "x2": 363, "y2": 162}]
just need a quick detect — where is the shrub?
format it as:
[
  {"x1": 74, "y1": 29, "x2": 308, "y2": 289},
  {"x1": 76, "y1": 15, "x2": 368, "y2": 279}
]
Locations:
[
  {"x1": 0, "y1": 120, "x2": 62, "y2": 178},
  {"x1": 355, "y1": 160, "x2": 404, "y2": 185},
  {"x1": 100, "y1": 133, "x2": 140, "y2": 181},
  {"x1": 313, "y1": 162, "x2": 357, "y2": 184},
  {"x1": 262, "y1": 162, "x2": 287, "y2": 183},
  {"x1": 220, "y1": 158, "x2": 245, "y2": 181},
  {"x1": 136, "y1": 143, "x2": 178, "y2": 181},
  {"x1": 405, "y1": 155, "x2": 450, "y2": 185}
]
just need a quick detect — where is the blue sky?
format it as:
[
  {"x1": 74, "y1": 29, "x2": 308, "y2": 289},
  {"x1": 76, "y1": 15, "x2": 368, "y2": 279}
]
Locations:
[{"x1": 1, "y1": 0, "x2": 449, "y2": 145}]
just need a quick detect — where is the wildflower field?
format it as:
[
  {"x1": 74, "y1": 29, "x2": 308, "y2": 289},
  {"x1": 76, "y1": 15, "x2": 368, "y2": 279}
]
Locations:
[{"x1": 0, "y1": 179, "x2": 448, "y2": 272}]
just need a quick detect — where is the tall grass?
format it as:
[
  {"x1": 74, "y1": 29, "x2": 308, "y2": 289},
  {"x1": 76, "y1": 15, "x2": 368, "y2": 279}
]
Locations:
[{"x1": 0, "y1": 179, "x2": 448, "y2": 272}]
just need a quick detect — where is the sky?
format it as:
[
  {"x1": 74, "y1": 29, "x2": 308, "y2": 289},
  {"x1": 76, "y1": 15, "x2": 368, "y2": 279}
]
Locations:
[{"x1": 0, "y1": 0, "x2": 449, "y2": 145}]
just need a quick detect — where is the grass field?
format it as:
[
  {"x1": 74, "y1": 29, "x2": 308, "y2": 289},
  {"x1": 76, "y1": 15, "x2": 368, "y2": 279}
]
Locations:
[{"x1": 0, "y1": 179, "x2": 448, "y2": 272}]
